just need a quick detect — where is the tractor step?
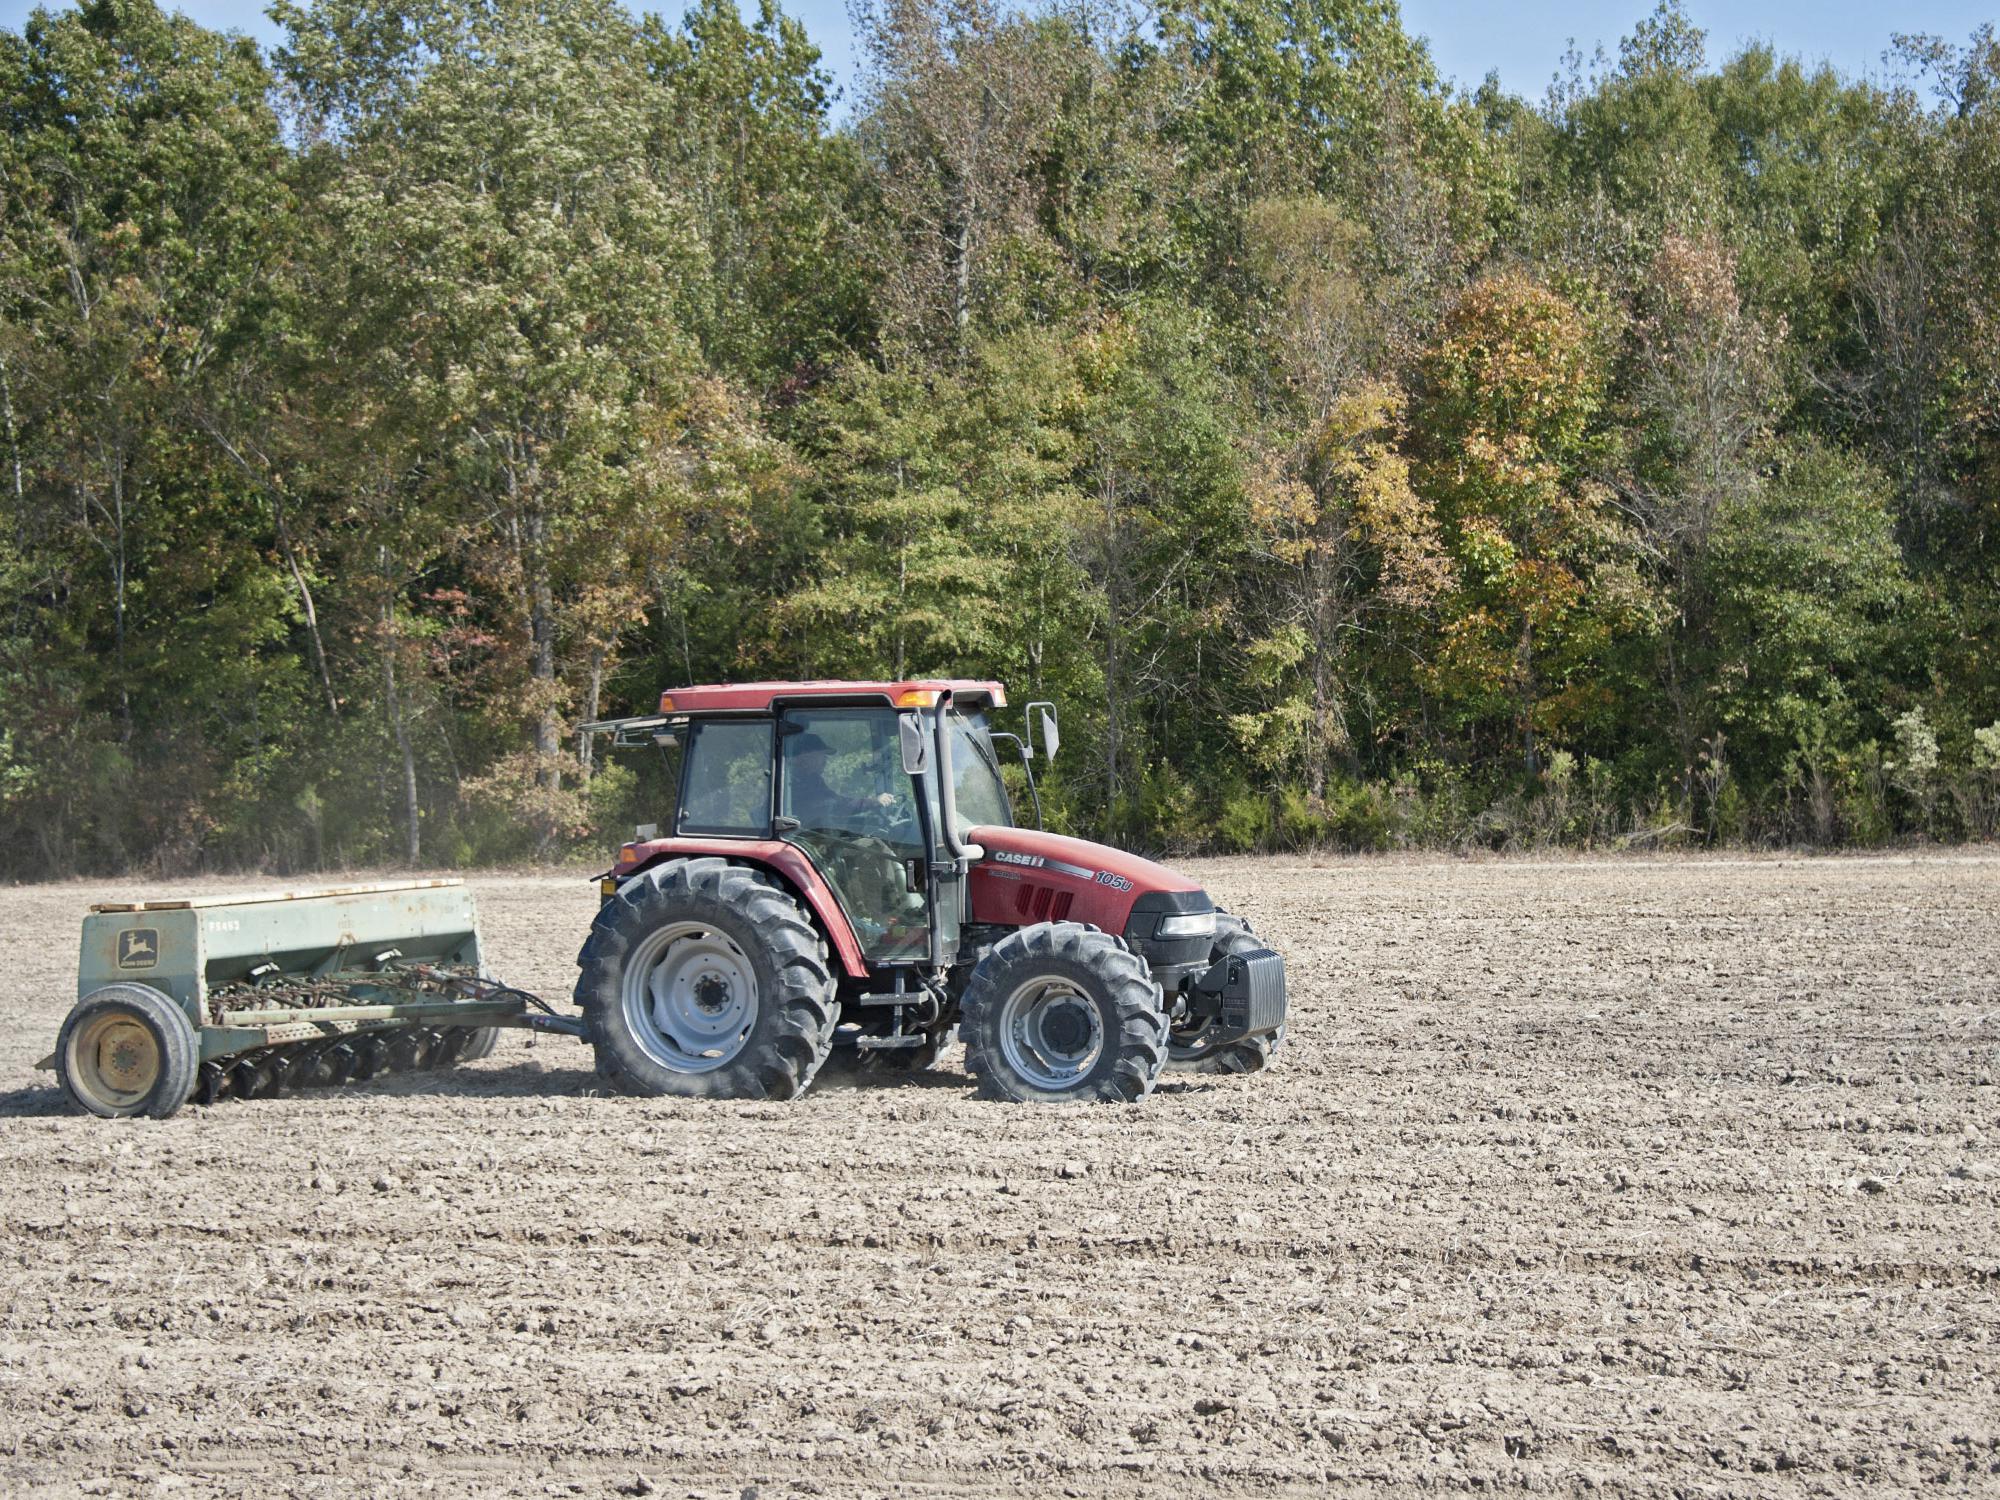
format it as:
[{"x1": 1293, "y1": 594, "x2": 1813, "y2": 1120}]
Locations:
[{"x1": 854, "y1": 991, "x2": 923, "y2": 1007}]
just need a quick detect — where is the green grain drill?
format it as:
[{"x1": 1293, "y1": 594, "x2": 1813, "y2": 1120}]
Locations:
[{"x1": 42, "y1": 880, "x2": 579, "y2": 1118}]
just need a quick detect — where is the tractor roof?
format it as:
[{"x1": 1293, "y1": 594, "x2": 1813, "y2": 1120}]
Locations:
[{"x1": 658, "y1": 680, "x2": 1007, "y2": 714}]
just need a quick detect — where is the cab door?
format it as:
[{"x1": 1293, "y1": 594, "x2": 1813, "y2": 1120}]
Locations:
[{"x1": 774, "y1": 708, "x2": 933, "y2": 965}]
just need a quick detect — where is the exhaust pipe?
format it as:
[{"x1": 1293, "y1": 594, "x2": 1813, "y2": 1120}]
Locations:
[{"x1": 931, "y1": 689, "x2": 982, "y2": 864}]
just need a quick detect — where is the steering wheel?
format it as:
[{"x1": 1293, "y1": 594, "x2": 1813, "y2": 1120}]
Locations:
[{"x1": 855, "y1": 798, "x2": 918, "y2": 839}]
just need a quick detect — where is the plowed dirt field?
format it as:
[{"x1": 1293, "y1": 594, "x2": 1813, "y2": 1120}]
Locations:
[{"x1": 2, "y1": 854, "x2": 1997, "y2": 1498}]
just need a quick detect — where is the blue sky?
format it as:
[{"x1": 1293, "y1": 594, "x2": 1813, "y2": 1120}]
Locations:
[{"x1": 3, "y1": 0, "x2": 1992, "y2": 110}]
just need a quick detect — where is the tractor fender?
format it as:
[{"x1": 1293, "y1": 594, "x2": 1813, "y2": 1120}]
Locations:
[{"x1": 593, "y1": 838, "x2": 870, "y2": 979}]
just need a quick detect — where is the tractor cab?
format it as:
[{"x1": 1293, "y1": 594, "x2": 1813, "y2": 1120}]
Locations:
[
  {"x1": 580, "y1": 680, "x2": 1286, "y2": 1102},
  {"x1": 589, "y1": 681, "x2": 1036, "y2": 971}
]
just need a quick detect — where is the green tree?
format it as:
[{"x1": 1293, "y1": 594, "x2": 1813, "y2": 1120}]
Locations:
[
  {"x1": 646, "y1": 0, "x2": 870, "y2": 383},
  {"x1": 277, "y1": 0, "x2": 701, "y2": 852},
  {"x1": 783, "y1": 359, "x2": 1016, "y2": 675},
  {"x1": 1707, "y1": 438, "x2": 1908, "y2": 780},
  {"x1": 0, "y1": 0, "x2": 302, "y2": 866},
  {"x1": 1068, "y1": 302, "x2": 1246, "y2": 830}
]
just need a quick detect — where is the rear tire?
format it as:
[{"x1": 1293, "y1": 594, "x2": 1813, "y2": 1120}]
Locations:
[
  {"x1": 576, "y1": 858, "x2": 837, "y2": 1100},
  {"x1": 57, "y1": 984, "x2": 199, "y2": 1120},
  {"x1": 961, "y1": 924, "x2": 1167, "y2": 1103},
  {"x1": 1168, "y1": 912, "x2": 1286, "y2": 1075}
]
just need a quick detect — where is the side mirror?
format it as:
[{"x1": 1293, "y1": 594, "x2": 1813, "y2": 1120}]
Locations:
[
  {"x1": 898, "y1": 714, "x2": 931, "y2": 776},
  {"x1": 1024, "y1": 700, "x2": 1059, "y2": 762}
]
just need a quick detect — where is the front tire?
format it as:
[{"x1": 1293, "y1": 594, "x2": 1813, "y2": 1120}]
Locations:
[
  {"x1": 961, "y1": 924, "x2": 1167, "y2": 1103},
  {"x1": 576, "y1": 858, "x2": 837, "y2": 1100},
  {"x1": 1168, "y1": 912, "x2": 1286, "y2": 1075},
  {"x1": 57, "y1": 984, "x2": 200, "y2": 1120}
]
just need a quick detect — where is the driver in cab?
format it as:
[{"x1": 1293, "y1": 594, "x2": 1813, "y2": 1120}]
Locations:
[{"x1": 788, "y1": 732, "x2": 896, "y2": 833}]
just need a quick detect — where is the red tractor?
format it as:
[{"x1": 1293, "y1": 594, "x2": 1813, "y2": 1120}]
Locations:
[{"x1": 579, "y1": 680, "x2": 1286, "y2": 1103}]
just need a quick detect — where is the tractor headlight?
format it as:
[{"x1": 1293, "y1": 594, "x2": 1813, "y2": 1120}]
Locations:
[{"x1": 1155, "y1": 911, "x2": 1217, "y2": 940}]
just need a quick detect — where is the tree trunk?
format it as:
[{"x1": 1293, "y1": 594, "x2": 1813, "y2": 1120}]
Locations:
[
  {"x1": 894, "y1": 477, "x2": 908, "y2": 678},
  {"x1": 273, "y1": 491, "x2": 340, "y2": 720},
  {"x1": 522, "y1": 497, "x2": 560, "y2": 789},
  {"x1": 0, "y1": 355, "x2": 22, "y2": 508},
  {"x1": 1, "y1": 356, "x2": 22, "y2": 644},
  {"x1": 1309, "y1": 642, "x2": 1331, "y2": 801},
  {"x1": 110, "y1": 465, "x2": 132, "y2": 745},
  {"x1": 381, "y1": 595, "x2": 421, "y2": 864},
  {"x1": 946, "y1": 142, "x2": 978, "y2": 354},
  {"x1": 1662, "y1": 632, "x2": 1700, "y2": 816},
  {"x1": 951, "y1": 216, "x2": 972, "y2": 346},
  {"x1": 203, "y1": 424, "x2": 342, "y2": 721},
  {"x1": 1308, "y1": 547, "x2": 1335, "y2": 800},
  {"x1": 1099, "y1": 466, "x2": 1123, "y2": 819},
  {"x1": 578, "y1": 645, "x2": 605, "y2": 782},
  {"x1": 1517, "y1": 616, "x2": 1538, "y2": 775}
]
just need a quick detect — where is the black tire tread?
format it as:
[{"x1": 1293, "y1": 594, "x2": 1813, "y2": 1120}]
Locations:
[
  {"x1": 453, "y1": 1026, "x2": 502, "y2": 1064},
  {"x1": 575, "y1": 857, "x2": 836, "y2": 1100},
  {"x1": 56, "y1": 983, "x2": 200, "y2": 1120},
  {"x1": 960, "y1": 922, "x2": 1167, "y2": 1103}
]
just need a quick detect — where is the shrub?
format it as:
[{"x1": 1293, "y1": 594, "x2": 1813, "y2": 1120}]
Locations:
[
  {"x1": 1886, "y1": 707, "x2": 1941, "y2": 833},
  {"x1": 1325, "y1": 779, "x2": 1396, "y2": 850},
  {"x1": 1275, "y1": 785, "x2": 1329, "y2": 849},
  {"x1": 1216, "y1": 787, "x2": 1272, "y2": 852}
]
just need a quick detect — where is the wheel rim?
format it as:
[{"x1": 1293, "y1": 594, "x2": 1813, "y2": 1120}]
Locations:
[
  {"x1": 67, "y1": 1011, "x2": 160, "y2": 1112},
  {"x1": 621, "y1": 921, "x2": 759, "y2": 1074},
  {"x1": 1169, "y1": 1014, "x2": 1223, "y2": 1060},
  {"x1": 997, "y1": 977, "x2": 1105, "y2": 1091}
]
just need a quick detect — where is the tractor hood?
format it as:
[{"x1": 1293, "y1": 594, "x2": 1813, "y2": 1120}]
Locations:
[{"x1": 965, "y1": 825, "x2": 1207, "y2": 938}]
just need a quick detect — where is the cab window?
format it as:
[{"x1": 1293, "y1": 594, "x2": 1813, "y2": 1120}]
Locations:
[
  {"x1": 949, "y1": 712, "x2": 1013, "y2": 829},
  {"x1": 778, "y1": 709, "x2": 928, "y2": 964},
  {"x1": 677, "y1": 720, "x2": 773, "y2": 835}
]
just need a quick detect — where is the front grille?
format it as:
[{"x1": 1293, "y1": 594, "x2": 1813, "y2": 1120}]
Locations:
[{"x1": 1132, "y1": 933, "x2": 1215, "y2": 969}]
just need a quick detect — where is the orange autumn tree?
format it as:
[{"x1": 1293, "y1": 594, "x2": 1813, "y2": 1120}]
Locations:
[
  {"x1": 1237, "y1": 380, "x2": 1451, "y2": 796},
  {"x1": 1229, "y1": 199, "x2": 1453, "y2": 802},
  {"x1": 1412, "y1": 269, "x2": 1646, "y2": 772}
]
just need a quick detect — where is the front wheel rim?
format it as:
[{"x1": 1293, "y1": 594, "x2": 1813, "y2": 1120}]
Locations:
[
  {"x1": 67, "y1": 1011, "x2": 161, "y2": 1112},
  {"x1": 622, "y1": 922, "x2": 759, "y2": 1074},
  {"x1": 1169, "y1": 1011, "x2": 1224, "y2": 1059},
  {"x1": 997, "y1": 977, "x2": 1105, "y2": 1091}
]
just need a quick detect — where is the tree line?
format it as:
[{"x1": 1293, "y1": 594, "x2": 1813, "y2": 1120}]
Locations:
[{"x1": 2, "y1": 0, "x2": 1997, "y2": 874}]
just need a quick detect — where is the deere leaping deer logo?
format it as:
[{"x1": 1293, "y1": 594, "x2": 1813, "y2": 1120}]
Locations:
[{"x1": 117, "y1": 928, "x2": 159, "y2": 970}]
